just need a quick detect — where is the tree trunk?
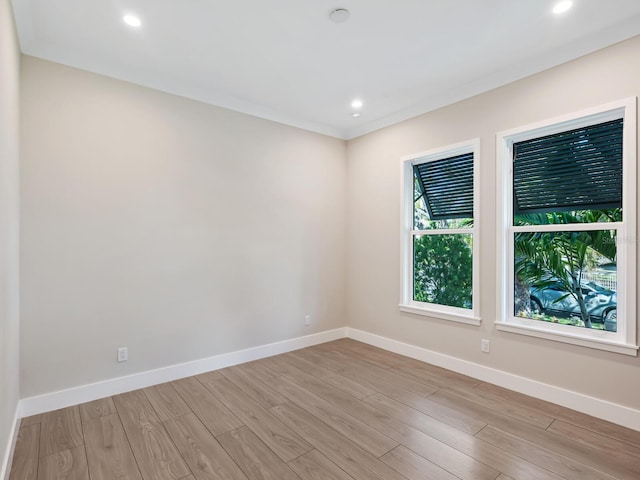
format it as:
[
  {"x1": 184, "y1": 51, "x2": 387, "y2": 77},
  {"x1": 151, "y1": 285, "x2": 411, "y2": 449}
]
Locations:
[{"x1": 575, "y1": 290, "x2": 592, "y2": 328}]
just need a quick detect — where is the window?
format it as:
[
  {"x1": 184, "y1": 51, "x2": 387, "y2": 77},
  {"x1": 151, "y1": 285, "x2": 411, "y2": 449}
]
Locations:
[
  {"x1": 400, "y1": 140, "x2": 480, "y2": 325},
  {"x1": 497, "y1": 98, "x2": 637, "y2": 355}
]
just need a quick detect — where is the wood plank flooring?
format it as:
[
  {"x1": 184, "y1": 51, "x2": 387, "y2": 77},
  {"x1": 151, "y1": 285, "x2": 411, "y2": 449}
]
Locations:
[{"x1": 9, "y1": 339, "x2": 640, "y2": 480}]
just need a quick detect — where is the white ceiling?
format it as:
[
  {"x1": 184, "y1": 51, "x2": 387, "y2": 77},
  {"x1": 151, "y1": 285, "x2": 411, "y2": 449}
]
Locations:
[{"x1": 11, "y1": 0, "x2": 640, "y2": 139}]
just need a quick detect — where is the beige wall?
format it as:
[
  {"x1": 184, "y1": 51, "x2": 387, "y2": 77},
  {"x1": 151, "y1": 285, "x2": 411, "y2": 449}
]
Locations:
[
  {"x1": 346, "y1": 35, "x2": 640, "y2": 409},
  {"x1": 0, "y1": 0, "x2": 21, "y2": 469},
  {"x1": 20, "y1": 57, "x2": 347, "y2": 397},
  {"x1": 16, "y1": 31, "x2": 640, "y2": 414}
]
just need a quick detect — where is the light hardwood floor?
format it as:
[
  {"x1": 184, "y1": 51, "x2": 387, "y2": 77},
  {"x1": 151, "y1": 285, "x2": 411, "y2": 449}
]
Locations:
[{"x1": 9, "y1": 339, "x2": 640, "y2": 480}]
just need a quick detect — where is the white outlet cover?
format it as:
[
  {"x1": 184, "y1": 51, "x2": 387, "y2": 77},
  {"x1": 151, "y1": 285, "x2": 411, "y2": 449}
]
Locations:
[{"x1": 117, "y1": 347, "x2": 128, "y2": 362}]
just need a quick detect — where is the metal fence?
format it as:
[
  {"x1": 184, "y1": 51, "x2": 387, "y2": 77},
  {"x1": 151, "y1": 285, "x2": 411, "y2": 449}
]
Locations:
[{"x1": 581, "y1": 271, "x2": 617, "y2": 292}]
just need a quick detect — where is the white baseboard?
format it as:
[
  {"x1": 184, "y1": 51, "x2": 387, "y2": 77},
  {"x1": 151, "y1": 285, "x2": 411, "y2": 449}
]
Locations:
[
  {"x1": 346, "y1": 327, "x2": 640, "y2": 432},
  {"x1": 17, "y1": 325, "x2": 640, "y2": 433},
  {"x1": 1, "y1": 404, "x2": 20, "y2": 480},
  {"x1": 20, "y1": 327, "x2": 347, "y2": 417}
]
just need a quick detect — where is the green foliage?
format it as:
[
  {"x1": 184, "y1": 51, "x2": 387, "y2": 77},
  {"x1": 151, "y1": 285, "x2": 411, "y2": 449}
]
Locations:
[
  {"x1": 515, "y1": 230, "x2": 593, "y2": 327},
  {"x1": 514, "y1": 209, "x2": 619, "y2": 329},
  {"x1": 414, "y1": 234, "x2": 472, "y2": 309},
  {"x1": 515, "y1": 209, "x2": 619, "y2": 261}
]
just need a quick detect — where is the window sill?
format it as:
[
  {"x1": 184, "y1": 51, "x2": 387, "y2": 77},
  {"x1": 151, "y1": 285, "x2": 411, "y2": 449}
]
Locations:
[
  {"x1": 399, "y1": 304, "x2": 481, "y2": 326},
  {"x1": 495, "y1": 321, "x2": 638, "y2": 356}
]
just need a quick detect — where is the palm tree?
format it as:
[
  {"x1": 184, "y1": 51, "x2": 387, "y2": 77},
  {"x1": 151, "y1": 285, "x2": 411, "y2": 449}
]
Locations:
[{"x1": 514, "y1": 209, "x2": 619, "y2": 328}]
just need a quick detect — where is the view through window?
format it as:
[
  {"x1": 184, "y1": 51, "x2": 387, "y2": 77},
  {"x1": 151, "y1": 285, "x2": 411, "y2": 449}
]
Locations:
[
  {"x1": 512, "y1": 119, "x2": 622, "y2": 332},
  {"x1": 401, "y1": 140, "x2": 479, "y2": 324}
]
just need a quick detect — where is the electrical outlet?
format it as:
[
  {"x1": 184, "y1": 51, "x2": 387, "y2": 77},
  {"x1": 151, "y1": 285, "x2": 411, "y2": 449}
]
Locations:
[
  {"x1": 117, "y1": 347, "x2": 128, "y2": 363},
  {"x1": 304, "y1": 314, "x2": 311, "y2": 326},
  {"x1": 481, "y1": 339, "x2": 490, "y2": 353}
]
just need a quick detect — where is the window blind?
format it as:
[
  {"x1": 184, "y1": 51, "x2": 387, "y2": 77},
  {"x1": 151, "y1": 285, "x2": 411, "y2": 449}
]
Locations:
[
  {"x1": 513, "y1": 119, "x2": 623, "y2": 215},
  {"x1": 414, "y1": 152, "x2": 473, "y2": 220}
]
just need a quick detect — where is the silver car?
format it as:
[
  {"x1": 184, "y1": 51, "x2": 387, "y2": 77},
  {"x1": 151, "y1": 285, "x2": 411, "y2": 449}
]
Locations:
[{"x1": 529, "y1": 281, "x2": 617, "y2": 331}]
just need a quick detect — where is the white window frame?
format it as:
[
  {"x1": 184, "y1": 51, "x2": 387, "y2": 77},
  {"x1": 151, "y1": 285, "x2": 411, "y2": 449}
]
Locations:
[
  {"x1": 496, "y1": 98, "x2": 638, "y2": 356},
  {"x1": 400, "y1": 139, "x2": 481, "y2": 326}
]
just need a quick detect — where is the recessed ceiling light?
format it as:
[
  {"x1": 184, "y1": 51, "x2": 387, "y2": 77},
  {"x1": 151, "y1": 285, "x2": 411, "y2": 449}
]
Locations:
[
  {"x1": 552, "y1": 1, "x2": 573, "y2": 14},
  {"x1": 351, "y1": 99, "x2": 363, "y2": 109},
  {"x1": 123, "y1": 14, "x2": 142, "y2": 27},
  {"x1": 329, "y1": 8, "x2": 350, "y2": 24},
  {"x1": 352, "y1": 113, "x2": 361, "y2": 118}
]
